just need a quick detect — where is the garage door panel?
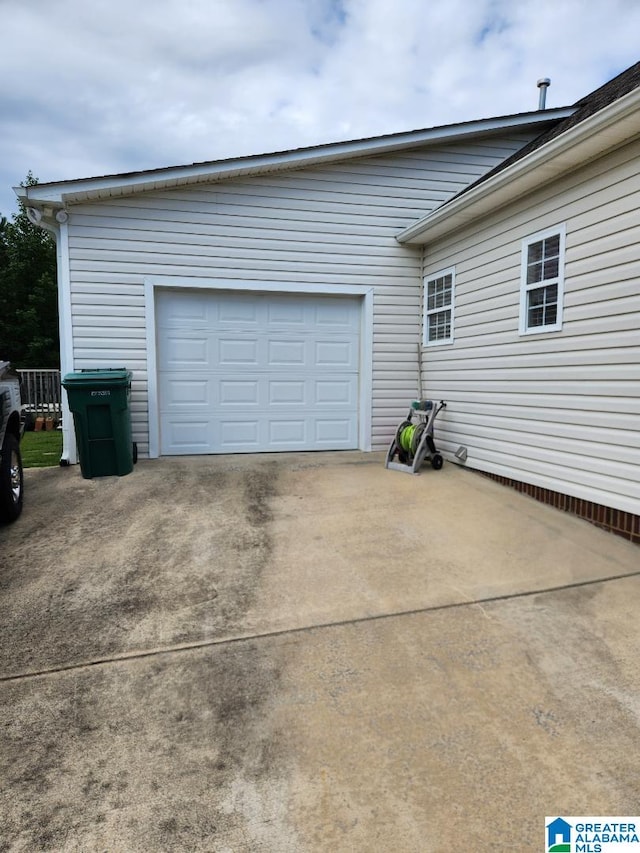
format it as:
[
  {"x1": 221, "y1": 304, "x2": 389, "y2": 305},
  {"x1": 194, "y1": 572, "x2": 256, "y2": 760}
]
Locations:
[
  {"x1": 267, "y1": 300, "x2": 306, "y2": 325},
  {"x1": 160, "y1": 419, "x2": 212, "y2": 454},
  {"x1": 156, "y1": 292, "x2": 210, "y2": 327},
  {"x1": 217, "y1": 297, "x2": 260, "y2": 325},
  {"x1": 161, "y1": 332, "x2": 357, "y2": 372},
  {"x1": 267, "y1": 339, "x2": 305, "y2": 366},
  {"x1": 315, "y1": 301, "x2": 360, "y2": 329},
  {"x1": 315, "y1": 378, "x2": 356, "y2": 405},
  {"x1": 269, "y1": 380, "x2": 306, "y2": 405},
  {"x1": 161, "y1": 333, "x2": 209, "y2": 368},
  {"x1": 315, "y1": 418, "x2": 354, "y2": 444},
  {"x1": 220, "y1": 419, "x2": 259, "y2": 448},
  {"x1": 160, "y1": 374, "x2": 356, "y2": 412},
  {"x1": 159, "y1": 374, "x2": 212, "y2": 409},
  {"x1": 315, "y1": 340, "x2": 356, "y2": 368},
  {"x1": 162, "y1": 412, "x2": 357, "y2": 453},
  {"x1": 218, "y1": 338, "x2": 259, "y2": 365},
  {"x1": 164, "y1": 378, "x2": 210, "y2": 407},
  {"x1": 268, "y1": 419, "x2": 306, "y2": 445},
  {"x1": 157, "y1": 289, "x2": 360, "y2": 454},
  {"x1": 219, "y1": 380, "x2": 260, "y2": 405}
]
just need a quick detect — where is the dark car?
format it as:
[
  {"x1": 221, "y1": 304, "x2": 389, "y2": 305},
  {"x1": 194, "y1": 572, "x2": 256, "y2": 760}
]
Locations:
[{"x1": 0, "y1": 361, "x2": 24, "y2": 522}]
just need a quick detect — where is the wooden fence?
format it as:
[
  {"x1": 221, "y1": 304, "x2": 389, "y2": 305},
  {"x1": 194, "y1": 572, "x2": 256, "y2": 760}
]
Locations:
[{"x1": 18, "y1": 369, "x2": 63, "y2": 423}]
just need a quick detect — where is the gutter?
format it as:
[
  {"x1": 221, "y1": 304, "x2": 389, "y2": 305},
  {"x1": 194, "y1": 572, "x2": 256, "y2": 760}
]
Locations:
[{"x1": 396, "y1": 86, "x2": 640, "y2": 245}]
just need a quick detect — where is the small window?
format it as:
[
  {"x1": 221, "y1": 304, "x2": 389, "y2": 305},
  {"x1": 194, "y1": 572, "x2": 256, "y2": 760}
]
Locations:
[
  {"x1": 519, "y1": 226, "x2": 565, "y2": 334},
  {"x1": 424, "y1": 268, "x2": 454, "y2": 346}
]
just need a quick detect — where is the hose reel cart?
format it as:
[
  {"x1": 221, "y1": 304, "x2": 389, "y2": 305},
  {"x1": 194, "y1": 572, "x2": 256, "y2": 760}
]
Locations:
[{"x1": 385, "y1": 400, "x2": 447, "y2": 474}]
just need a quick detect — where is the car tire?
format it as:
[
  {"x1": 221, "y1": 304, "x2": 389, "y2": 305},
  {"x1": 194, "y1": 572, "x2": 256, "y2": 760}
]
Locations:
[{"x1": 0, "y1": 433, "x2": 24, "y2": 522}]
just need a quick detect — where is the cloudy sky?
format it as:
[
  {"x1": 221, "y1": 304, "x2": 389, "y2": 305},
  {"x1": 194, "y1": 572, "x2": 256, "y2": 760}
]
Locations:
[{"x1": 1, "y1": 0, "x2": 639, "y2": 217}]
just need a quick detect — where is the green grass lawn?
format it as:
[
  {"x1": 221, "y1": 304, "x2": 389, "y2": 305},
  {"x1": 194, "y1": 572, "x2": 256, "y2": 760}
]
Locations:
[{"x1": 21, "y1": 430, "x2": 63, "y2": 468}]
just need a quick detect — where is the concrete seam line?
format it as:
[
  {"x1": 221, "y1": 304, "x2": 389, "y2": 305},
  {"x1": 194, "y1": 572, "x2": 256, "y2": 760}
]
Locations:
[{"x1": 2, "y1": 569, "x2": 639, "y2": 684}]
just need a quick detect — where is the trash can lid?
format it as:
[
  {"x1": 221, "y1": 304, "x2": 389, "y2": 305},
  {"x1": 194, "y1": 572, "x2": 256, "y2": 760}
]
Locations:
[{"x1": 63, "y1": 368, "x2": 132, "y2": 386}]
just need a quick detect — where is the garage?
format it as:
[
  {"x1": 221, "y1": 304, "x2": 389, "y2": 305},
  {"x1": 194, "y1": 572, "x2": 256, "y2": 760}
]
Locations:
[{"x1": 156, "y1": 289, "x2": 362, "y2": 454}]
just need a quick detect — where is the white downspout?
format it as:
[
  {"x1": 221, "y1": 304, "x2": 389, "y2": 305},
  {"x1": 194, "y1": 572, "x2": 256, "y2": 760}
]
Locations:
[{"x1": 26, "y1": 207, "x2": 77, "y2": 464}]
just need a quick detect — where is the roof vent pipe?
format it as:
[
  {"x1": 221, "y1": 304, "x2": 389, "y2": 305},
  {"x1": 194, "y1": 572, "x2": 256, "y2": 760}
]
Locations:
[{"x1": 537, "y1": 77, "x2": 551, "y2": 109}]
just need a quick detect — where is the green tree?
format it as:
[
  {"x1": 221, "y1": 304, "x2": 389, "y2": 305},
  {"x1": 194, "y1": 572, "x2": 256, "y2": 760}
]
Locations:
[{"x1": 0, "y1": 173, "x2": 59, "y2": 368}]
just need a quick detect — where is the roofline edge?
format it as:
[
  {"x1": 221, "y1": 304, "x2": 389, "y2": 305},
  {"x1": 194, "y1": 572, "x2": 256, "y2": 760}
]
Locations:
[{"x1": 15, "y1": 108, "x2": 574, "y2": 207}]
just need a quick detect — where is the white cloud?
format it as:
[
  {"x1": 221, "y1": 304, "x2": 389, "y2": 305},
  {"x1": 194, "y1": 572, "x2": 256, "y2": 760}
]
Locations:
[{"x1": 0, "y1": 0, "x2": 639, "y2": 215}]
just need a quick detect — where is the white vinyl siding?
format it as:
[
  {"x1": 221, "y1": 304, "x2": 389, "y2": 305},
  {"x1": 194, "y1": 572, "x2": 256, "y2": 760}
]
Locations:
[
  {"x1": 420, "y1": 136, "x2": 640, "y2": 514},
  {"x1": 64, "y1": 132, "x2": 536, "y2": 456}
]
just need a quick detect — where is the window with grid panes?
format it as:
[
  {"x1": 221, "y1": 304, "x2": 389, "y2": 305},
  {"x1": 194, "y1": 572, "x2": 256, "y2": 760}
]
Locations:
[
  {"x1": 519, "y1": 226, "x2": 565, "y2": 334},
  {"x1": 424, "y1": 269, "x2": 454, "y2": 345}
]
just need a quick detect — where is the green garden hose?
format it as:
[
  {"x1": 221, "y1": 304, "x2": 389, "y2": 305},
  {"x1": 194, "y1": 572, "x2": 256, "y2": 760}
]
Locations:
[
  {"x1": 396, "y1": 420, "x2": 425, "y2": 459},
  {"x1": 399, "y1": 423, "x2": 417, "y2": 453}
]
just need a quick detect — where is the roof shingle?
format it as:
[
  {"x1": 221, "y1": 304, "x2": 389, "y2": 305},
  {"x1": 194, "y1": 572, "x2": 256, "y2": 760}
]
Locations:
[{"x1": 456, "y1": 60, "x2": 640, "y2": 196}]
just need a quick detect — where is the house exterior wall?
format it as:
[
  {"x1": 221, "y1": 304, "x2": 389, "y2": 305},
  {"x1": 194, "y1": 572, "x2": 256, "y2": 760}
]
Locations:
[
  {"x1": 64, "y1": 132, "x2": 534, "y2": 456},
  {"x1": 421, "y1": 135, "x2": 640, "y2": 514}
]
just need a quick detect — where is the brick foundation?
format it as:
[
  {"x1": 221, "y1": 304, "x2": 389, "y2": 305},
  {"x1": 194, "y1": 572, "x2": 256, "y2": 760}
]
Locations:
[{"x1": 477, "y1": 471, "x2": 640, "y2": 545}]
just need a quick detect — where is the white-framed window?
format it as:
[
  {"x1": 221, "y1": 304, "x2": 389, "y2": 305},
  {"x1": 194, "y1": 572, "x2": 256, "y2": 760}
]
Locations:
[
  {"x1": 519, "y1": 224, "x2": 566, "y2": 335},
  {"x1": 424, "y1": 267, "x2": 455, "y2": 346}
]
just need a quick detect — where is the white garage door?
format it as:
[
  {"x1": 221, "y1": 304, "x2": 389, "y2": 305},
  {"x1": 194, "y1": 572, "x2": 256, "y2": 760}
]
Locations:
[{"x1": 156, "y1": 289, "x2": 361, "y2": 454}]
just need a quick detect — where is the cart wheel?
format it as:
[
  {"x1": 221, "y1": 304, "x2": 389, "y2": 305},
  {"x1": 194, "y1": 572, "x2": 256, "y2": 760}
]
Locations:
[
  {"x1": 132, "y1": 442, "x2": 138, "y2": 464},
  {"x1": 431, "y1": 453, "x2": 443, "y2": 470}
]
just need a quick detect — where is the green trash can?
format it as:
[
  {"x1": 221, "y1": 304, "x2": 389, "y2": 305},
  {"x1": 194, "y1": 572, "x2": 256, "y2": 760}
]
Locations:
[{"x1": 62, "y1": 368, "x2": 135, "y2": 479}]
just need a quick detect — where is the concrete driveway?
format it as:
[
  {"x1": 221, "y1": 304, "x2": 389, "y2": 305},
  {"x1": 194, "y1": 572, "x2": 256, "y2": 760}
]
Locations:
[{"x1": 1, "y1": 452, "x2": 639, "y2": 851}]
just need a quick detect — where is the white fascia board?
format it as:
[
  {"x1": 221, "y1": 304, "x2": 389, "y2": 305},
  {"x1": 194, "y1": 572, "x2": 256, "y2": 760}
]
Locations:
[
  {"x1": 397, "y1": 88, "x2": 640, "y2": 245},
  {"x1": 14, "y1": 108, "x2": 573, "y2": 207}
]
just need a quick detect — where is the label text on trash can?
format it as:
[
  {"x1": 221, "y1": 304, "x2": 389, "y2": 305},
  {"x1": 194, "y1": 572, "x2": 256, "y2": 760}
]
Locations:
[{"x1": 91, "y1": 390, "x2": 111, "y2": 396}]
